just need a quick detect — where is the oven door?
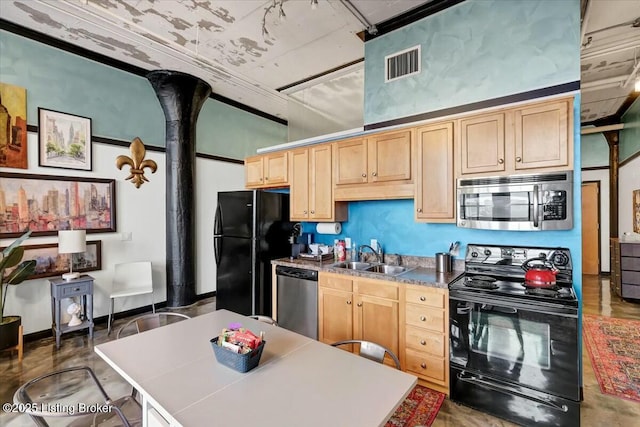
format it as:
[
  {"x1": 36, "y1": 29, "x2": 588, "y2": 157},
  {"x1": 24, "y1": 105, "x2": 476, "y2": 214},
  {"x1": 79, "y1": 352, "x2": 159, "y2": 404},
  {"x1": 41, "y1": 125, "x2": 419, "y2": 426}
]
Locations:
[{"x1": 449, "y1": 294, "x2": 579, "y2": 401}]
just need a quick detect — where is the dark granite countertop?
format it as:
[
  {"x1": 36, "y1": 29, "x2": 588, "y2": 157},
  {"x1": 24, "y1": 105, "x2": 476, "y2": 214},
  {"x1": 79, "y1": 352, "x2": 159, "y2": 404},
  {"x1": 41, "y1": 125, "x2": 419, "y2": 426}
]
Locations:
[{"x1": 271, "y1": 257, "x2": 463, "y2": 289}]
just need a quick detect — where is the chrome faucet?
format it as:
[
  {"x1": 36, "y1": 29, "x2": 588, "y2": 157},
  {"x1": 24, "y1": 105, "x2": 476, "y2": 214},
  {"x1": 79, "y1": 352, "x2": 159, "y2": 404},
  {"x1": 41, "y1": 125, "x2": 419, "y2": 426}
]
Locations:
[{"x1": 358, "y1": 244, "x2": 383, "y2": 263}]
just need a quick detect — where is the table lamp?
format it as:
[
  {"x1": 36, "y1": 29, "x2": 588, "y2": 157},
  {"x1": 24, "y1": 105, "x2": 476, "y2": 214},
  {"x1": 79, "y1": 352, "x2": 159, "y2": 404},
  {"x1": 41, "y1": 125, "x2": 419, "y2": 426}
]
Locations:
[{"x1": 58, "y1": 229, "x2": 86, "y2": 281}]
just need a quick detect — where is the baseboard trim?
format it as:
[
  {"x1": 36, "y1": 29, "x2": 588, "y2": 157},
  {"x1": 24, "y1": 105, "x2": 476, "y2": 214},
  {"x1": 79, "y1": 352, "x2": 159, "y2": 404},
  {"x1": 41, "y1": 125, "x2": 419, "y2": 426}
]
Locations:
[{"x1": 23, "y1": 292, "x2": 216, "y2": 343}]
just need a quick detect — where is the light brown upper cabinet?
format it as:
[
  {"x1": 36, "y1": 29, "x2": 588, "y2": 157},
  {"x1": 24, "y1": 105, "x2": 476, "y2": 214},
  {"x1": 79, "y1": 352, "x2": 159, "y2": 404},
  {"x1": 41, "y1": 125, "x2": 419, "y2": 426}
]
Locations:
[
  {"x1": 458, "y1": 97, "x2": 573, "y2": 177},
  {"x1": 333, "y1": 130, "x2": 414, "y2": 201},
  {"x1": 513, "y1": 98, "x2": 572, "y2": 171},
  {"x1": 459, "y1": 112, "x2": 507, "y2": 175},
  {"x1": 415, "y1": 122, "x2": 455, "y2": 222},
  {"x1": 245, "y1": 151, "x2": 288, "y2": 188},
  {"x1": 290, "y1": 144, "x2": 347, "y2": 222}
]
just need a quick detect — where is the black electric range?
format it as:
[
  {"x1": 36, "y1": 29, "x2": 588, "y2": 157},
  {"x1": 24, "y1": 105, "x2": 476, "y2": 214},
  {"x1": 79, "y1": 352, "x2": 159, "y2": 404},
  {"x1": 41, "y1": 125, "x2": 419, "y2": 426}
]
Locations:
[{"x1": 448, "y1": 243, "x2": 581, "y2": 427}]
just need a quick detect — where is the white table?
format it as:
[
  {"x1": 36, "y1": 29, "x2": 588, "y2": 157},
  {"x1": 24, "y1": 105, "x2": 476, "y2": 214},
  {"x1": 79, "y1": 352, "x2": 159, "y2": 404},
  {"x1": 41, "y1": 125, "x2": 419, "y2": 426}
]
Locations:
[{"x1": 95, "y1": 309, "x2": 417, "y2": 427}]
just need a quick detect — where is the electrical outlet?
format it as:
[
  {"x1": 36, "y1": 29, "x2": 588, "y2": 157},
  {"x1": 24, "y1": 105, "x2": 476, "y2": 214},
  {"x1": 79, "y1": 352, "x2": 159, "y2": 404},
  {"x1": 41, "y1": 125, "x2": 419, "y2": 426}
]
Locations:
[
  {"x1": 370, "y1": 239, "x2": 377, "y2": 250},
  {"x1": 345, "y1": 237, "x2": 352, "y2": 249}
]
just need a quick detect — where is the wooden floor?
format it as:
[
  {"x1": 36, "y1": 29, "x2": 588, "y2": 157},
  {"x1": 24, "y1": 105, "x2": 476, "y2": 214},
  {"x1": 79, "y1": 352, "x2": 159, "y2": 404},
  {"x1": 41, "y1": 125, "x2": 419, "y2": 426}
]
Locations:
[{"x1": 1, "y1": 275, "x2": 639, "y2": 426}]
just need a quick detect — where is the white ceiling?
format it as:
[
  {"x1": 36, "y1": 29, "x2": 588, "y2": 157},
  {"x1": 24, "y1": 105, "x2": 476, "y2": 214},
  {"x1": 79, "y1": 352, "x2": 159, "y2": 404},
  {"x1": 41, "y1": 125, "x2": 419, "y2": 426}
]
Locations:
[
  {"x1": 2, "y1": 0, "x2": 639, "y2": 129},
  {"x1": 580, "y1": 0, "x2": 640, "y2": 123}
]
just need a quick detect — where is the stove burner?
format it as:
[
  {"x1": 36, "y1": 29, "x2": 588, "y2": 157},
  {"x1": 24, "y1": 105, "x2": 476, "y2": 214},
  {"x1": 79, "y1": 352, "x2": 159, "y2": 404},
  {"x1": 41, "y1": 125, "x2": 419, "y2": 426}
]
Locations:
[
  {"x1": 525, "y1": 287, "x2": 561, "y2": 297},
  {"x1": 464, "y1": 276, "x2": 499, "y2": 289},
  {"x1": 471, "y1": 275, "x2": 497, "y2": 282}
]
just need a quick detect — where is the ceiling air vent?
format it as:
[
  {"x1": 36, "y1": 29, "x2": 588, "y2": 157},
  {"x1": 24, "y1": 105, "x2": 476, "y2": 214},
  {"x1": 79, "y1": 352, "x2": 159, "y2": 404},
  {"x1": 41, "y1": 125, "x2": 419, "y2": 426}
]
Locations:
[{"x1": 385, "y1": 45, "x2": 421, "y2": 82}]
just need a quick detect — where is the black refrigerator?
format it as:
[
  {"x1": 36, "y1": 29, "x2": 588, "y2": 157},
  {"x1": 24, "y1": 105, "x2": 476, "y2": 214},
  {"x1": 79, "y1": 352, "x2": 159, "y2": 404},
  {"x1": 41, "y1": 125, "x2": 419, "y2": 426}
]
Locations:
[{"x1": 214, "y1": 190, "x2": 294, "y2": 316}]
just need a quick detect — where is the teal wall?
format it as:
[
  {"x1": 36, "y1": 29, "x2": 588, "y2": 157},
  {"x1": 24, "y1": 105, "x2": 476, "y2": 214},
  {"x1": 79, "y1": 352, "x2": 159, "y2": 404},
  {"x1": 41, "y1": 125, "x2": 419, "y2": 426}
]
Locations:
[
  {"x1": 620, "y1": 97, "x2": 640, "y2": 162},
  {"x1": 0, "y1": 30, "x2": 287, "y2": 160},
  {"x1": 581, "y1": 132, "x2": 609, "y2": 168},
  {"x1": 364, "y1": 0, "x2": 580, "y2": 124}
]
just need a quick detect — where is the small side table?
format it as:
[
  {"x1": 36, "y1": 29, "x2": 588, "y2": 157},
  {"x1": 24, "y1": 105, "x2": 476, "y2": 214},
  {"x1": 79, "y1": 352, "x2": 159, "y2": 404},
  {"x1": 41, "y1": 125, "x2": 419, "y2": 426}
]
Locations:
[{"x1": 49, "y1": 275, "x2": 94, "y2": 349}]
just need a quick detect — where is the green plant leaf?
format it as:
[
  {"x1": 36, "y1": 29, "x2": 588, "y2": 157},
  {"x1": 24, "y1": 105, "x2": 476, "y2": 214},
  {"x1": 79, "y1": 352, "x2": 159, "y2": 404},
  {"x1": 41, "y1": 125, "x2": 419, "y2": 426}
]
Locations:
[
  {"x1": 2, "y1": 230, "x2": 32, "y2": 258},
  {"x1": 0, "y1": 246, "x2": 25, "y2": 271},
  {"x1": 5, "y1": 260, "x2": 36, "y2": 285}
]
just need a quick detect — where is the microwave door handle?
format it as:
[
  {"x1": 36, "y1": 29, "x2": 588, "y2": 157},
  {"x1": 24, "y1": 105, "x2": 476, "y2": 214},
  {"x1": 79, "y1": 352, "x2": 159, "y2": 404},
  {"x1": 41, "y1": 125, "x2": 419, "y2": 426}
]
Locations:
[{"x1": 533, "y1": 184, "x2": 540, "y2": 228}]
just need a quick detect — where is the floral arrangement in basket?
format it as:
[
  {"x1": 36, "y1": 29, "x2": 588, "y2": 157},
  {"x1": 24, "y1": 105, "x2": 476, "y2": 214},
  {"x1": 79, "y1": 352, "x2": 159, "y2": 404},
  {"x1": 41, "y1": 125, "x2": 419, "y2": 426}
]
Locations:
[{"x1": 216, "y1": 322, "x2": 263, "y2": 354}]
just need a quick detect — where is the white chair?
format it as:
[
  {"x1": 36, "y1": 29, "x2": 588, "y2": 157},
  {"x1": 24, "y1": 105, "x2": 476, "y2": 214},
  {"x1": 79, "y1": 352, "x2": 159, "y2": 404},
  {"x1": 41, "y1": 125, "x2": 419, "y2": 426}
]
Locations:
[
  {"x1": 108, "y1": 261, "x2": 154, "y2": 335},
  {"x1": 331, "y1": 339, "x2": 401, "y2": 370},
  {"x1": 249, "y1": 315, "x2": 278, "y2": 326}
]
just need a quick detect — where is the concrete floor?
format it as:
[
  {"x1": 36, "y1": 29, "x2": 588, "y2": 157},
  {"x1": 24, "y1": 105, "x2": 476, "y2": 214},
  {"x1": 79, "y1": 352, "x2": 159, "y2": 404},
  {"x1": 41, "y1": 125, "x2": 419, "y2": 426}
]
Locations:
[{"x1": 1, "y1": 275, "x2": 639, "y2": 426}]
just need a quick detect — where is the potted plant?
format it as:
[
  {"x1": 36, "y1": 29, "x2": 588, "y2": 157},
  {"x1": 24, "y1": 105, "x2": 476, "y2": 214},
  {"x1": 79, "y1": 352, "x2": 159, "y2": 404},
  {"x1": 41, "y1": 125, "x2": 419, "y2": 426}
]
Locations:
[{"x1": 0, "y1": 230, "x2": 36, "y2": 351}]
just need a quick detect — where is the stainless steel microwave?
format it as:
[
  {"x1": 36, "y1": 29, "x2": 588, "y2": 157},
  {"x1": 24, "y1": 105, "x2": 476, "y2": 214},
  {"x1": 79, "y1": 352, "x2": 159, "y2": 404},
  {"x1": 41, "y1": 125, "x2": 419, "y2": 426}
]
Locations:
[{"x1": 457, "y1": 171, "x2": 573, "y2": 231}]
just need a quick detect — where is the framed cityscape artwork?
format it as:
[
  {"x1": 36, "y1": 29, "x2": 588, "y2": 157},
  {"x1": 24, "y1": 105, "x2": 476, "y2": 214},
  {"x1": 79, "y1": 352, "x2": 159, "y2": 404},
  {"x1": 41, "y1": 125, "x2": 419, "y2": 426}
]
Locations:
[
  {"x1": 0, "y1": 172, "x2": 116, "y2": 238},
  {"x1": 0, "y1": 82, "x2": 28, "y2": 169},
  {"x1": 38, "y1": 108, "x2": 92, "y2": 171},
  {"x1": 634, "y1": 189, "x2": 640, "y2": 234},
  {"x1": 0, "y1": 240, "x2": 102, "y2": 280}
]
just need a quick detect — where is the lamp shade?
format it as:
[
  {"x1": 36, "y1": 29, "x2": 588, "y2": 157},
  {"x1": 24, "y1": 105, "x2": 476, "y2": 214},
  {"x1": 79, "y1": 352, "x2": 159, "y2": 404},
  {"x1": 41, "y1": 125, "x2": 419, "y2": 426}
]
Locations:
[{"x1": 58, "y1": 230, "x2": 86, "y2": 254}]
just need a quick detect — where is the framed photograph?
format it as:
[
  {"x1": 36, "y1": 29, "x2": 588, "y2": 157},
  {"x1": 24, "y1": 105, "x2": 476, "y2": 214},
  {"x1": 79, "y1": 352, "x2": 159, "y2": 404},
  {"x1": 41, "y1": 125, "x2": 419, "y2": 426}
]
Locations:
[
  {"x1": 0, "y1": 172, "x2": 116, "y2": 238},
  {"x1": 0, "y1": 82, "x2": 28, "y2": 169},
  {"x1": 634, "y1": 189, "x2": 640, "y2": 234},
  {"x1": 1, "y1": 240, "x2": 102, "y2": 280},
  {"x1": 38, "y1": 108, "x2": 92, "y2": 171}
]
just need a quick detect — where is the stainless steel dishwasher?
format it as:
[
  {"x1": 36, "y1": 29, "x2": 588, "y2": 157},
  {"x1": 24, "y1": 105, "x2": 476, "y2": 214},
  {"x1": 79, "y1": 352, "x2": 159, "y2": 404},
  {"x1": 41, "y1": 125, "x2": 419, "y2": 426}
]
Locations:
[{"x1": 276, "y1": 266, "x2": 318, "y2": 340}]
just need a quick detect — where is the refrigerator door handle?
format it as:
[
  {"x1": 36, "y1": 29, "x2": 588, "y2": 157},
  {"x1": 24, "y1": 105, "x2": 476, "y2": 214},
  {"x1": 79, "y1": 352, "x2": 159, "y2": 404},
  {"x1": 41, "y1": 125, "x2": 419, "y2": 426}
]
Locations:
[
  {"x1": 214, "y1": 237, "x2": 222, "y2": 267},
  {"x1": 214, "y1": 204, "x2": 223, "y2": 236}
]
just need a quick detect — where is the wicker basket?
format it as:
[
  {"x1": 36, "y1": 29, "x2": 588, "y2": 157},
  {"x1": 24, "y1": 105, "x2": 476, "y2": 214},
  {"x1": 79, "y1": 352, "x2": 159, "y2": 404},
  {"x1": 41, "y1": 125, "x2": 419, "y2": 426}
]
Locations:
[{"x1": 210, "y1": 337, "x2": 265, "y2": 373}]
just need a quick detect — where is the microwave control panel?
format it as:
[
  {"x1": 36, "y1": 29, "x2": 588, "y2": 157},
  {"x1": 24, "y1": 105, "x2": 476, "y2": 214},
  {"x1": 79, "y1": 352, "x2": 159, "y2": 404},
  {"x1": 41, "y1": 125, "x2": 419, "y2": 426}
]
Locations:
[{"x1": 542, "y1": 190, "x2": 567, "y2": 220}]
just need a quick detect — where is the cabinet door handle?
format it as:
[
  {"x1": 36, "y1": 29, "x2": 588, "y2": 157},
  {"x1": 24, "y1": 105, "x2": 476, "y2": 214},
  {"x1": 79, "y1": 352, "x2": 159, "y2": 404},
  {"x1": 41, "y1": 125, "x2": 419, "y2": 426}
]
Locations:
[
  {"x1": 421, "y1": 363, "x2": 427, "y2": 369},
  {"x1": 372, "y1": 172, "x2": 377, "y2": 177},
  {"x1": 260, "y1": 177, "x2": 263, "y2": 181},
  {"x1": 361, "y1": 173, "x2": 367, "y2": 178},
  {"x1": 310, "y1": 210, "x2": 315, "y2": 214},
  {"x1": 420, "y1": 316, "x2": 426, "y2": 321},
  {"x1": 417, "y1": 208, "x2": 422, "y2": 213},
  {"x1": 516, "y1": 157, "x2": 522, "y2": 162},
  {"x1": 419, "y1": 296, "x2": 426, "y2": 301},
  {"x1": 347, "y1": 300, "x2": 352, "y2": 305},
  {"x1": 498, "y1": 158, "x2": 504, "y2": 164},
  {"x1": 357, "y1": 302, "x2": 363, "y2": 307},
  {"x1": 265, "y1": 177, "x2": 269, "y2": 180},
  {"x1": 303, "y1": 210, "x2": 307, "y2": 214},
  {"x1": 74, "y1": 288, "x2": 80, "y2": 292},
  {"x1": 420, "y1": 340, "x2": 426, "y2": 346}
]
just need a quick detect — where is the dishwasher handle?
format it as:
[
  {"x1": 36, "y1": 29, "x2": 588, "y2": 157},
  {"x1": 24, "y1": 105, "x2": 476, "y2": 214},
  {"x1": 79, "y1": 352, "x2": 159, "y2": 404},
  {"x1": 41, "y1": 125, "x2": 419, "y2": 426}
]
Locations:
[{"x1": 275, "y1": 265, "x2": 318, "y2": 281}]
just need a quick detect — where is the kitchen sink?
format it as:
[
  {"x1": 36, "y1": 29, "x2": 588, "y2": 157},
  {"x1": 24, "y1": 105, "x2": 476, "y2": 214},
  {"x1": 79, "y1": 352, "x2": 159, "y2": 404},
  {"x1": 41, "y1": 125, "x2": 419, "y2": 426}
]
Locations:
[
  {"x1": 331, "y1": 261, "x2": 372, "y2": 270},
  {"x1": 365, "y1": 264, "x2": 414, "y2": 275},
  {"x1": 331, "y1": 262, "x2": 414, "y2": 276}
]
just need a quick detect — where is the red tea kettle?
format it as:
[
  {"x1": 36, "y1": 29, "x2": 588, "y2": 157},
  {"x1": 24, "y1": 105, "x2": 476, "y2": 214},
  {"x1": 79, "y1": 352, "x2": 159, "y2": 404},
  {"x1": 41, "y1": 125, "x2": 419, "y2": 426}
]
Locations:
[{"x1": 522, "y1": 257, "x2": 558, "y2": 288}]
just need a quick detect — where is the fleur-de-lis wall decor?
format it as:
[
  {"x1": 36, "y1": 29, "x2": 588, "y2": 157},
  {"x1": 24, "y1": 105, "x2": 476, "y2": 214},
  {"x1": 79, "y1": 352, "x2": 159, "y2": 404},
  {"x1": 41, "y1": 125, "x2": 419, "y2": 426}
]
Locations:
[{"x1": 116, "y1": 137, "x2": 158, "y2": 188}]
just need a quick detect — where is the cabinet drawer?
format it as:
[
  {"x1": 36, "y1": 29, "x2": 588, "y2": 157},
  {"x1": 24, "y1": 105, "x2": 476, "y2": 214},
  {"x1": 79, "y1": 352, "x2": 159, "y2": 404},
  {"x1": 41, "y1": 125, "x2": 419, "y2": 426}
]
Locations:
[
  {"x1": 621, "y1": 284, "x2": 640, "y2": 299},
  {"x1": 405, "y1": 325, "x2": 445, "y2": 357},
  {"x1": 356, "y1": 279, "x2": 398, "y2": 300},
  {"x1": 620, "y1": 243, "x2": 640, "y2": 257},
  {"x1": 405, "y1": 348, "x2": 446, "y2": 383},
  {"x1": 621, "y1": 257, "x2": 640, "y2": 271},
  {"x1": 621, "y1": 270, "x2": 640, "y2": 285},
  {"x1": 319, "y1": 274, "x2": 352, "y2": 291},
  {"x1": 405, "y1": 304, "x2": 445, "y2": 333},
  {"x1": 60, "y1": 282, "x2": 91, "y2": 297},
  {"x1": 405, "y1": 286, "x2": 445, "y2": 308}
]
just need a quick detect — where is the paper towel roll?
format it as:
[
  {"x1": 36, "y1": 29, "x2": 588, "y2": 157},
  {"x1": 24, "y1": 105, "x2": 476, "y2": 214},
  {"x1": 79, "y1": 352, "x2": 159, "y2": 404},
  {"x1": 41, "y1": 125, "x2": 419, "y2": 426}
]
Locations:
[{"x1": 316, "y1": 222, "x2": 342, "y2": 235}]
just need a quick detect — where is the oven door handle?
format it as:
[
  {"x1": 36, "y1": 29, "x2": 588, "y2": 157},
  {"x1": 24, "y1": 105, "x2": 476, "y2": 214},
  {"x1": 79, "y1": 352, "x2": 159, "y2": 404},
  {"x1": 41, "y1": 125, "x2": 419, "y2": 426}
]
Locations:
[
  {"x1": 532, "y1": 184, "x2": 540, "y2": 228},
  {"x1": 456, "y1": 372, "x2": 569, "y2": 413}
]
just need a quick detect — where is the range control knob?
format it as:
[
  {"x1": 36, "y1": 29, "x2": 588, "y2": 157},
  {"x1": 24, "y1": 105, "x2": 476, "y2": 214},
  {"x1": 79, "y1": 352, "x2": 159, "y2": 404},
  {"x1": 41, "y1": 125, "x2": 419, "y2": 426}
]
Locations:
[
  {"x1": 552, "y1": 252, "x2": 569, "y2": 266},
  {"x1": 484, "y1": 249, "x2": 492, "y2": 256},
  {"x1": 471, "y1": 251, "x2": 479, "y2": 258},
  {"x1": 539, "y1": 252, "x2": 547, "y2": 260}
]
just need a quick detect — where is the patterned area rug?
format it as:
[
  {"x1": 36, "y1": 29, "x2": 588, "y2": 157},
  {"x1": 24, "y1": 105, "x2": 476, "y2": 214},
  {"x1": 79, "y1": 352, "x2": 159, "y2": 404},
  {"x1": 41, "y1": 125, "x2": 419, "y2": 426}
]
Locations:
[
  {"x1": 385, "y1": 384, "x2": 445, "y2": 427},
  {"x1": 583, "y1": 314, "x2": 640, "y2": 402}
]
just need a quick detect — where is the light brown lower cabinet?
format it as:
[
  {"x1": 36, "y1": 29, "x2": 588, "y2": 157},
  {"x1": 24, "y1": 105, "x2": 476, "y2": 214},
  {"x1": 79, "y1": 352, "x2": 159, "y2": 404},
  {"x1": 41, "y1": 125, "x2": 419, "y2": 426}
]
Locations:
[
  {"x1": 400, "y1": 285, "x2": 449, "y2": 394},
  {"x1": 318, "y1": 272, "x2": 450, "y2": 393}
]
